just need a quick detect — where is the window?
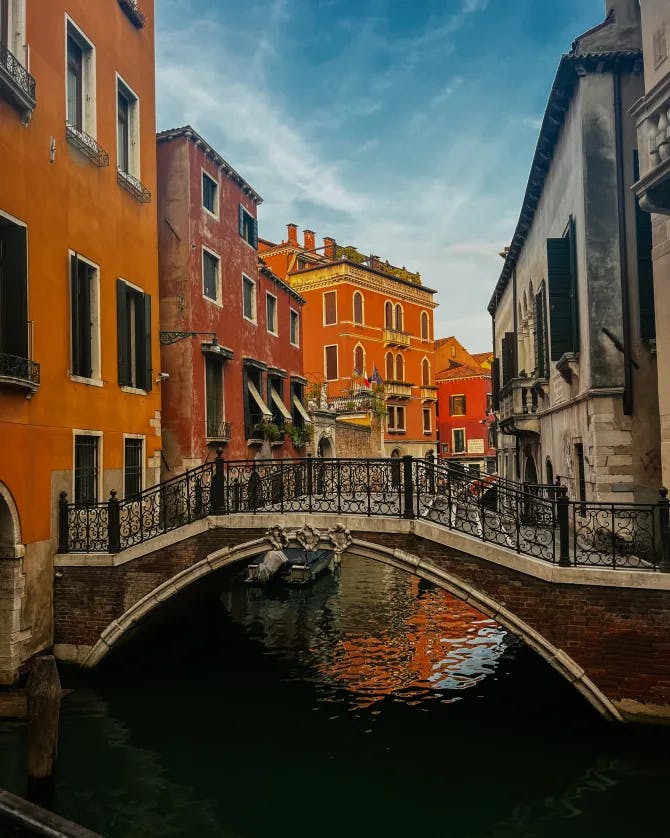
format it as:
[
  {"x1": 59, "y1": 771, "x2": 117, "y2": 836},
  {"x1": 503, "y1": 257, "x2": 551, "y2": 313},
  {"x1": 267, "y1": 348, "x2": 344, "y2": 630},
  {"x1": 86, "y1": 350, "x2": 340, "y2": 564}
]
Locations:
[
  {"x1": 421, "y1": 358, "x2": 430, "y2": 386},
  {"x1": 290, "y1": 309, "x2": 299, "y2": 346},
  {"x1": 488, "y1": 423, "x2": 496, "y2": 449},
  {"x1": 387, "y1": 405, "x2": 406, "y2": 432},
  {"x1": 66, "y1": 21, "x2": 95, "y2": 136},
  {"x1": 202, "y1": 171, "x2": 218, "y2": 216},
  {"x1": 354, "y1": 344, "x2": 364, "y2": 375},
  {"x1": 0, "y1": 215, "x2": 28, "y2": 361},
  {"x1": 450, "y1": 394, "x2": 466, "y2": 416},
  {"x1": 268, "y1": 375, "x2": 291, "y2": 430},
  {"x1": 116, "y1": 279, "x2": 152, "y2": 391},
  {"x1": 323, "y1": 291, "x2": 337, "y2": 325},
  {"x1": 394, "y1": 304, "x2": 403, "y2": 331},
  {"x1": 422, "y1": 408, "x2": 431, "y2": 433},
  {"x1": 116, "y1": 75, "x2": 139, "y2": 176},
  {"x1": 395, "y1": 353, "x2": 404, "y2": 381},
  {"x1": 266, "y1": 293, "x2": 278, "y2": 335},
  {"x1": 239, "y1": 204, "x2": 258, "y2": 249},
  {"x1": 384, "y1": 301, "x2": 393, "y2": 329},
  {"x1": 325, "y1": 345, "x2": 338, "y2": 381},
  {"x1": 486, "y1": 393, "x2": 493, "y2": 414},
  {"x1": 243, "y1": 274, "x2": 256, "y2": 322},
  {"x1": 547, "y1": 216, "x2": 579, "y2": 361},
  {"x1": 421, "y1": 311, "x2": 429, "y2": 341},
  {"x1": 205, "y1": 355, "x2": 225, "y2": 438},
  {"x1": 353, "y1": 292, "x2": 363, "y2": 325},
  {"x1": 123, "y1": 437, "x2": 143, "y2": 498},
  {"x1": 534, "y1": 282, "x2": 549, "y2": 377},
  {"x1": 74, "y1": 434, "x2": 99, "y2": 504},
  {"x1": 290, "y1": 379, "x2": 310, "y2": 429},
  {"x1": 202, "y1": 249, "x2": 220, "y2": 303},
  {"x1": 385, "y1": 352, "x2": 394, "y2": 381},
  {"x1": 244, "y1": 364, "x2": 271, "y2": 438},
  {"x1": 441, "y1": 443, "x2": 450, "y2": 454},
  {"x1": 70, "y1": 252, "x2": 100, "y2": 380},
  {"x1": 452, "y1": 428, "x2": 466, "y2": 453}
]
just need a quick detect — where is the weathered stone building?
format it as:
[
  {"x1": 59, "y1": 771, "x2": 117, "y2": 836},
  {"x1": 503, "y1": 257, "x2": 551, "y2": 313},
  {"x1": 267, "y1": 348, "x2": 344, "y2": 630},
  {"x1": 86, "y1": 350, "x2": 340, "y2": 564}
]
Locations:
[{"x1": 489, "y1": 0, "x2": 661, "y2": 503}]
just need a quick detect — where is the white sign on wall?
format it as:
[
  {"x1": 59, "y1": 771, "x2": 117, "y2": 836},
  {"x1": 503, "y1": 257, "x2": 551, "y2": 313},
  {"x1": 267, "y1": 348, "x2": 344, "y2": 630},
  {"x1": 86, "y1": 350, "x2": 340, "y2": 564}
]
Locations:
[{"x1": 467, "y1": 438, "x2": 485, "y2": 454}]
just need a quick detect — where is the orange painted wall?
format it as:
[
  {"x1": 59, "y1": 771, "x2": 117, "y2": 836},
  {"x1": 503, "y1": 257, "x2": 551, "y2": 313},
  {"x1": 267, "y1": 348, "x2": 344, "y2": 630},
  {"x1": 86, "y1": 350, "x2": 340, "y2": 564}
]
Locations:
[{"x1": 0, "y1": 0, "x2": 160, "y2": 546}]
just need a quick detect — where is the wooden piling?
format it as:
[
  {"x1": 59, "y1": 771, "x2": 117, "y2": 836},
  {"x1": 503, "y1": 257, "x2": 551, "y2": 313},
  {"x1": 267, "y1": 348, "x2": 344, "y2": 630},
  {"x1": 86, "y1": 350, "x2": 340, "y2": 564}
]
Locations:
[{"x1": 26, "y1": 655, "x2": 61, "y2": 785}]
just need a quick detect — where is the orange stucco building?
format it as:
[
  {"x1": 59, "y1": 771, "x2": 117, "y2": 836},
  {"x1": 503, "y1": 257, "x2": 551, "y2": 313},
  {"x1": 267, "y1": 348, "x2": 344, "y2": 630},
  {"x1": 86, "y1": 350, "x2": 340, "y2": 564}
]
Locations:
[
  {"x1": 0, "y1": 0, "x2": 160, "y2": 680},
  {"x1": 260, "y1": 226, "x2": 438, "y2": 457}
]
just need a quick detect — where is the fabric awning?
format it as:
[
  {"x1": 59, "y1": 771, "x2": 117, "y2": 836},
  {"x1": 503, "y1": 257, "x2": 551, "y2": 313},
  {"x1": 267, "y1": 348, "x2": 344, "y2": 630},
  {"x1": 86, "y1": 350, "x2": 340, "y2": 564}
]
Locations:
[
  {"x1": 292, "y1": 394, "x2": 312, "y2": 424},
  {"x1": 247, "y1": 380, "x2": 272, "y2": 418},
  {"x1": 270, "y1": 385, "x2": 292, "y2": 420}
]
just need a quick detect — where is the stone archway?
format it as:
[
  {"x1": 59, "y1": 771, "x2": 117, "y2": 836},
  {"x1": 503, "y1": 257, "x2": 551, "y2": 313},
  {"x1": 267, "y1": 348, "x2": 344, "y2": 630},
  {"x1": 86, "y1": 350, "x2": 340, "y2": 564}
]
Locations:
[
  {"x1": 0, "y1": 482, "x2": 22, "y2": 559},
  {"x1": 317, "y1": 436, "x2": 333, "y2": 458},
  {"x1": 524, "y1": 455, "x2": 538, "y2": 485}
]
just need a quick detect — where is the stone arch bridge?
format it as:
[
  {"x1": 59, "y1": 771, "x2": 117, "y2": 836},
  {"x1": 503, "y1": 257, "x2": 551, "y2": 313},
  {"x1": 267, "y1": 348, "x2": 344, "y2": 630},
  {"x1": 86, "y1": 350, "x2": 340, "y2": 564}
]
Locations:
[{"x1": 54, "y1": 455, "x2": 670, "y2": 724}]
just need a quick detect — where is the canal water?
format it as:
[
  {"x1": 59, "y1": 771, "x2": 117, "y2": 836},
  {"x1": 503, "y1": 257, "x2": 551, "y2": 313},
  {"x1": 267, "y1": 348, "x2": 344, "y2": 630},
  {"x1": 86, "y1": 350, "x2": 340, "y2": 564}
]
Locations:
[{"x1": 1, "y1": 555, "x2": 670, "y2": 837}]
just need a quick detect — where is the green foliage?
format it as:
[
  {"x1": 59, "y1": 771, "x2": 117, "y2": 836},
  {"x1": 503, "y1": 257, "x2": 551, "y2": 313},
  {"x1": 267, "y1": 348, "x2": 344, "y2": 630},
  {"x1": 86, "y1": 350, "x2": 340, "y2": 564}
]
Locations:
[
  {"x1": 285, "y1": 421, "x2": 314, "y2": 450},
  {"x1": 253, "y1": 421, "x2": 282, "y2": 442}
]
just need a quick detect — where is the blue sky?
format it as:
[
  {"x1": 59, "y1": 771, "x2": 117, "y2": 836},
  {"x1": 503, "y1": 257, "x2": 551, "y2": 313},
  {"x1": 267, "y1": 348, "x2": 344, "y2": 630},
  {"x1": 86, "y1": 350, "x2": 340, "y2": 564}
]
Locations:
[{"x1": 155, "y1": 0, "x2": 606, "y2": 351}]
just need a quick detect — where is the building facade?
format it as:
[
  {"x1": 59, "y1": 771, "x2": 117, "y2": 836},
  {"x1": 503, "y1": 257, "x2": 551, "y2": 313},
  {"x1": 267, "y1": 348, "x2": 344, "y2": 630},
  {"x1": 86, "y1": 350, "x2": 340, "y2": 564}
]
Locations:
[
  {"x1": 489, "y1": 0, "x2": 660, "y2": 503},
  {"x1": 261, "y1": 226, "x2": 438, "y2": 458},
  {"x1": 632, "y1": 0, "x2": 670, "y2": 487},
  {"x1": 435, "y1": 338, "x2": 495, "y2": 473},
  {"x1": 0, "y1": 0, "x2": 161, "y2": 681},
  {"x1": 156, "y1": 127, "x2": 308, "y2": 469}
]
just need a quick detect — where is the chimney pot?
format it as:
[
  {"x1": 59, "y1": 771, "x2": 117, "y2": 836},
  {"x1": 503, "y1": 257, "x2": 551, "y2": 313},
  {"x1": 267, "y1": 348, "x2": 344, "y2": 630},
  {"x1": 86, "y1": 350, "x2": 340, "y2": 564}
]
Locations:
[
  {"x1": 287, "y1": 223, "x2": 298, "y2": 246},
  {"x1": 303, "y1": 229, "x2": 315, "y2": 251},
  {"x1": 323, "y1": 237, "x2": 336, "y2": 259}
]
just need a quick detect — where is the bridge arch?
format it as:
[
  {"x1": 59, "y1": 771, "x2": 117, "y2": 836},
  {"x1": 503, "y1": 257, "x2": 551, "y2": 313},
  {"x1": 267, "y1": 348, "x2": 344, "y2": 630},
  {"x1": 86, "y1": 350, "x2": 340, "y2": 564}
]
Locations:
[
  {"x1": 80, "y1": 533, "x2": 622, "y2": 723},
  {"x1": 0, "y1": 481, "x2": 22, "y2": 558}
]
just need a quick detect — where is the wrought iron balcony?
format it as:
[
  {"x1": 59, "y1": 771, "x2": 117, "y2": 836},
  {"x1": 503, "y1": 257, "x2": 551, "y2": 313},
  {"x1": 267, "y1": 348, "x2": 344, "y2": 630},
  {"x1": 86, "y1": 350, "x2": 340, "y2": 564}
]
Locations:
[
  {"x1": 117, "y1": 169, "x2": 151, "y2": 203},
  {"x1": 0, "y1": 42, "x2": 36, "y2": 124},
  {"x1": 206, "y1": 419, "x2": 231, "y2": 441},
  {"x1": 118, "y1": 0, "x2": 146, "y2": 28},
  {"x1": 421, "y1": 385, "x2": 438, "y2": 401},
  {"x1": 66, "y1": 123, "x2": 110, "y2": 167},
  {"x1": 632, "y1": 75, "x2": 670, "y2": 214},
  {"x1": 385, "y1": 381, "x2": 413, "y2": 399},
  {"x1": 327, "y1": 391, "x2": 377, "y2": 414},
  {"x1": 498, "y1": 376, "x2": 547, "y2": 435},
  {"x1": 0, "y1": 353, "x2": 40, "y2": 395},
  {"x1": 383, "y1": 328, "x2": 411, "y2": 347}
]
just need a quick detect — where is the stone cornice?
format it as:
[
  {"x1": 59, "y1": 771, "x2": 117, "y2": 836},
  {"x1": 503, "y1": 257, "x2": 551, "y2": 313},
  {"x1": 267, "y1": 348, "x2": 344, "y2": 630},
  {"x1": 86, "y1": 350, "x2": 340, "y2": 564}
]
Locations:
[{"x1": 290, "y1": 264, "x2": 437, "y2": 308}]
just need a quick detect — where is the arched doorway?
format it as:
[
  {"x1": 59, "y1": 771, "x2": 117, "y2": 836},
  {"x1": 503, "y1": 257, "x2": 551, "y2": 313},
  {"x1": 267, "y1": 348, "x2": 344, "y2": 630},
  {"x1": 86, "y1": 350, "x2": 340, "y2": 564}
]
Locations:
[
  {"x1": 545, "y1": 457, "x2": 554, "y2": 486},
  {"x1": 0, "y1": 483, "x2": 21, "y2": 559},
  {"x1": 390, "y1": 448, "x2": 401, "y2": 488},
  {"x1": 524, "y1": 455, "x2": 538, "y2": 485},
  {"x1": 317, "y1": 436, "x2": 333, "y2": 459}
]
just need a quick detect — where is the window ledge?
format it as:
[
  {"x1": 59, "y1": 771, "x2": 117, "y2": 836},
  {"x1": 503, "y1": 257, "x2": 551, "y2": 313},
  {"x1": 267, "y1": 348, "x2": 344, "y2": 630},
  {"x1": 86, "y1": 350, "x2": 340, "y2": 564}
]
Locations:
[
  {"x1": 117, "y1": 169, "x2": 151, "y2": 203},
  {"x1": 202, "y1": 294, "x2": 223, "y2": 308},
  {"x1": 120, "y1": 385, "x2": 148, "y2": 396},
  {"x1": 0, "y1": 45, "x2": 36, "y2": 124},
  {"x1": 70, "y1": 374, "x2": 103, "y2": 387},
  {"x1": 118, "y1": 0, "x2": 146, "y2": 28},
  {"x1": 66, "y1": 124, "x2": 109, "y2": 167}
]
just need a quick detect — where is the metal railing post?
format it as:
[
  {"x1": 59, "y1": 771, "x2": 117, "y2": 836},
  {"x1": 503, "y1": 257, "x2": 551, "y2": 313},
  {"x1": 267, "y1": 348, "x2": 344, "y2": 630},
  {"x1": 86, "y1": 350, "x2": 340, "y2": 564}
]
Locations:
[
  {"x1": 213, "y1": 448, "x2": 226, "y2": 514},
  {"x1": 307, "y1": 454, "x2": 313, "y2": 512},
  {"x1": 426, "y1": 452, "x2": 435, "y2": 495},
  {"x1": 108, "y1": 490, "x2": 120, "y2": 554},
  {"x1": 659, "y1": 487, "x2": 670, "y2": 572},
  {"x1": 57, "y1": 491, "x2": 69, "y2": 553},
  {"x1": 402, "y1": 455, "x2": 415, "y2": 520},
  {"x1": 557, "y1": 486, "x2": 571, "y2": 567}
]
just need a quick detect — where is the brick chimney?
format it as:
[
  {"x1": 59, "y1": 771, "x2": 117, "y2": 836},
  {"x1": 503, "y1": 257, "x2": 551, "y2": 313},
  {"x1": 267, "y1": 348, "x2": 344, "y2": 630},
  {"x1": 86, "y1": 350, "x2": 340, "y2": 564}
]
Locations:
[
  {"x1": 303, "y1": 229, "x2": 315, "y2": 251},
  {"x1": 287, "y1": 223, "x2": 298, "y2": 246},
  {"x1": 323, "y1": 237, "x2": 336, "y2": 259}
]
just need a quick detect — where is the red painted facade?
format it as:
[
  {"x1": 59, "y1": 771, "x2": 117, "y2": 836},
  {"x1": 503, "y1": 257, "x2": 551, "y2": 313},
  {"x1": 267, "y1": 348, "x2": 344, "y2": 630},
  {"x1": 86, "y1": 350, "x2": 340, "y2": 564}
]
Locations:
[{"x1": 156, "y1": 127, "x2": 305, "y2": 469}]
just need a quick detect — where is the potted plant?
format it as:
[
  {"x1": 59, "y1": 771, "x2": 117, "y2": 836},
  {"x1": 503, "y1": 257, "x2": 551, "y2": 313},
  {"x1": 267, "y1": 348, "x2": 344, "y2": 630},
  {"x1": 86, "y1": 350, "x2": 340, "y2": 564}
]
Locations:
[
  {"x1": 285, "y1": 421, "x2": 314, "y2": 450},
  {"x1": 253, "y1": 420, "x2": 282, "y2": 442}
]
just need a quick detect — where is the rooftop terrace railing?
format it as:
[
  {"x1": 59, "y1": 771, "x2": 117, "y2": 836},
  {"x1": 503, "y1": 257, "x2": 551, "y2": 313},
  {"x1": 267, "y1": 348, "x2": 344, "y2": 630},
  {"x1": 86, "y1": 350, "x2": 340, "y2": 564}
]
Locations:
[{"x1": 57, "y1": 453, "x2": 670, "y2": 572}]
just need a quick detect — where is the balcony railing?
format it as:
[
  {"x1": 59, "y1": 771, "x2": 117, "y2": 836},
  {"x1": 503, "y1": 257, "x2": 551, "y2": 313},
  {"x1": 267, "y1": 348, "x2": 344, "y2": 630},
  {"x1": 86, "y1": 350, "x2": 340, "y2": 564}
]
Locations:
[
  {"x1": 206, "y1": 419, "x2": 231, "y2": 441},
  {"x1": 0, "y1": 352, "x2": 40, "y2": 394},
  {"x1": 66, "y1": 123, "x2": 110, "y2": 167},
  {"x1": 328, "y1": 391, "x2": 378, "y2": 413},
  {"x1": 0, "y1": 42, "x2": 36, "y2": 123},
  {"x1": 633, "y1": 76, "x2": 670, "y2": 214},
  {"x1": 117, "y1": 169, "x2": 151, "y2": 203},
  {"x1": 498, "y1": 376, "x2": 547, "y2": 433},
  {"x1": 421, "y1": 385, "x2": 438, "y2": 401},
  {"x1": 118, "y1": 0, "x2": 146, "y2": 28},
  {"x1": 383, "y1": 328, "x2": 411, "y2": 347},
  {"x1": 385, "y1": 381, "x2": 413, "y2": 399}
]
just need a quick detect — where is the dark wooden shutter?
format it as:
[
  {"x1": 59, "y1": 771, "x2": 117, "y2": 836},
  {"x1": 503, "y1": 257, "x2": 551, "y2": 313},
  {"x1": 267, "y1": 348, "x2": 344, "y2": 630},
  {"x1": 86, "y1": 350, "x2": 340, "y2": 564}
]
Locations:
[
  {"x1": 141, "y1": 293, "x2": 152, "y2": 392},
  {"x1": 70, "y1": 254, "x2": 81, "y2": 375},
  {"x1": 239, "y1": 204, "x2": 245, "y2": 238},
  {"x1": 534, "y1": 282, "x2": 548, "y2": 377},
  {"x1": 0, "y1": 224, "x2": 28, "y2": 358},
  {"x1": 491, "y1": 357, "x2": 500, "y2": 410},
  {"x1": 252, "y1": 217, "x2": 258, "y2": 249},
  {"x1": 325, "y1": 345, "x2": 338, "y2": 380},
  {"x1": 547, "y1": 236, "x2": 573, "y2": 360},
  {"x1": 501, "y1": 332, "x2": 515, "y2": 383},
  {"x1": 116, "y1": 279, "x2": 130, "y2": 386},
  {"x1": 324, "y1": 291, "x2": 336, "y2": 324}
]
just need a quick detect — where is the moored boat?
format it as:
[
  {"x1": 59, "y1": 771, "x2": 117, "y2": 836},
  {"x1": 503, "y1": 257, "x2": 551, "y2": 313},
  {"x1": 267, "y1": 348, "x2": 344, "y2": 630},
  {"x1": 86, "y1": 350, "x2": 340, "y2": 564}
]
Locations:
[{"x1": 246, "y1": 547, "x2": 333, "y2": 586}]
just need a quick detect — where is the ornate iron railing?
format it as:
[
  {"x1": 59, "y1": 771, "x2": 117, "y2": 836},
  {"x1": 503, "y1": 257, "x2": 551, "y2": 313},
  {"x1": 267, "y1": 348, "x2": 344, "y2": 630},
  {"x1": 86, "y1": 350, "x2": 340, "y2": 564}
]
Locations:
[
  {"x1": 118, "y1": 0, "x2": 146, "y2": 28},
  {"x1": 0, "y1": 42, "x2": 36, "y2": 111},
  {"x1": 117, "y1": 169, "x2": 151, "y2": 203},
  {"x1": 57, "y1": 453, "x2": 670, "y2": 571},
  {"x1": 206, "y1": 419, "x2": 231, "y2": 440},
  {"x1": 66, "y1": 123, "x2": 110, "y2": 167},
  {"x1": 327, "y1": 391, "x2": 378, "y2": 413},
  {"x1": 0, "y1": 352, "x2": 40, "y2": 390}
]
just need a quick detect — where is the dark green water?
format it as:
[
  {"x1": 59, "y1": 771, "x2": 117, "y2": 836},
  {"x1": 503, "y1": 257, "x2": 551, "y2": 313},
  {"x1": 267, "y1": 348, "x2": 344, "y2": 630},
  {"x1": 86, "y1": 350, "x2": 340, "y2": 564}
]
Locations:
[{"x1": 2, "y1": 555, "x2": 670, "y2": 837}]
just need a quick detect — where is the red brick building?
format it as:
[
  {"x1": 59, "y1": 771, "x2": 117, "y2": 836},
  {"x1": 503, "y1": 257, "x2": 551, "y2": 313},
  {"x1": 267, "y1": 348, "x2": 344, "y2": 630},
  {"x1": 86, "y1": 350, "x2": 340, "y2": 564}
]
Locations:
[
  {"x1": 435, "y1": 338, "x2": 495, "y2": 473},
  {"x1": 156, "y1": 127, "x2": 307, "y2": 468}
]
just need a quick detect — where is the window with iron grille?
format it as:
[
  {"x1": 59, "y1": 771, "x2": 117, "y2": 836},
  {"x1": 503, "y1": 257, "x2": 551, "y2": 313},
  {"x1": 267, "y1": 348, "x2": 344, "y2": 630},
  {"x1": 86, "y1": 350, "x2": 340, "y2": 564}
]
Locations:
[
  {"x1": 74, "y1": 435, "x2": 99, "y2": 504},
  {"x1": 449, "y1": 394, "x2": 466, "y2": 416},
  {"x1": 124, "y1": 438, "x2": 143, "y2": 497}
]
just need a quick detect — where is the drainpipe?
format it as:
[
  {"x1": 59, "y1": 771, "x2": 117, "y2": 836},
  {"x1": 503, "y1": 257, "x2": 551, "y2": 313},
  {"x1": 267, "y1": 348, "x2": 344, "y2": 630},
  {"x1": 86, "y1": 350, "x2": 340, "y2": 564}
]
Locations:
[
  {"x1": 613, "y1": 68, "x2": 633, "y2": 415},
  {"x1": 512, "y1": 266, "x2": 518, "y2": 377}
]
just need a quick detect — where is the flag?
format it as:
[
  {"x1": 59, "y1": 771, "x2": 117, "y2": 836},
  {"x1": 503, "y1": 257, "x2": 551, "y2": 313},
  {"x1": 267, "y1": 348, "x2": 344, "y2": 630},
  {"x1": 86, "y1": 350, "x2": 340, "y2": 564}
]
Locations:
[
  {"x1": 363, "y1": 369, "x2": 371, "y2": 388},
  {"x1": 371, "y1": 364, "x2": 383, "y2": 386}
]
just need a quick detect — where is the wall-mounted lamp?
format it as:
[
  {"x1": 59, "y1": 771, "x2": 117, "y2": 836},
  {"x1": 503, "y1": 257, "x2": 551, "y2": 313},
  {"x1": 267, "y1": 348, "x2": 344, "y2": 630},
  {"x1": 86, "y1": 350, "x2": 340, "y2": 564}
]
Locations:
[{"x1": 159, "y1": 330, "x2": 220, "y2": 347}]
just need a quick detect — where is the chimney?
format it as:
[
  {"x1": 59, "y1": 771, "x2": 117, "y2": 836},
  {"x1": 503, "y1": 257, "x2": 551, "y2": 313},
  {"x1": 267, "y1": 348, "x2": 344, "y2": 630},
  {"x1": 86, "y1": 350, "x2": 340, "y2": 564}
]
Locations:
[
  {"x1": 323, "y1": 237, "x2": 336, "y2": 260},
  {"x1": 287, "y1": 223, "x2": 298, "y2": 246},
  {"x1": 303, "y1": 229, "x2": 315, "y2": 251}
]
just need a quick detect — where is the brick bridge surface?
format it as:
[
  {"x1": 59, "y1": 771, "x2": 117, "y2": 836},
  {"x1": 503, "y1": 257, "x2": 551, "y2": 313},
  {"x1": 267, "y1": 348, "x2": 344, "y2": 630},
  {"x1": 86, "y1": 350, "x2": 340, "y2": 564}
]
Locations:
[{"x1": 54, "y1": 522, "x2": 670, "y2": 724}]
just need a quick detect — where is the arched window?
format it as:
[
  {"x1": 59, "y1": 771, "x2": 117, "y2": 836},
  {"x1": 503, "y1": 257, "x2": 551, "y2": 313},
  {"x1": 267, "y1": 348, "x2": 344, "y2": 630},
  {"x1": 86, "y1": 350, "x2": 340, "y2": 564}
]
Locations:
[
  {"x1": 385, "y1": 351, "x2": 394, "y2": 381},
  {"x1": 353, "y1": 292, "x2": 363, "y2": 325},
  {"x1": 421, "y1": 311, "x2": 429, "y2": 341},
  {"x1": 395, "y1": 353, "x2": 404, "y2": 381},
  {"x1": 394, "y1": 304, "x2": 403, "y2": 331},
  {"x1": 354, "y1": 344, "x2": 364, "y2": 375},
  {"x1": 546, "y1": 457, "x2": 554, "y2": 485},
  {"x1": 421, "y1": 358, "x2": 430, "y2": 386},
  {"x1": 385, "y1": 301, "x2": 393, "y2": 329}
]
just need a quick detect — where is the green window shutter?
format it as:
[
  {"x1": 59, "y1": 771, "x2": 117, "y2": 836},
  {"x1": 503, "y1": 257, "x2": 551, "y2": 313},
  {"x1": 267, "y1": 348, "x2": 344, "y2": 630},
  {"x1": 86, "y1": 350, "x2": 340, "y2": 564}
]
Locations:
[
  {"x1": 534, "y1": 283, "x2": 548, "y2": 377},
  {"x1": 0, "y1": 224, "x2": 28, "y2": 358},
  {"x1": 70, "y1": 254, "x2": 80, "y2": 374},
  {"x1": 547, "y1": 236, "x2": 573, "y2": 360},
  {"x1": 491, "y1": 358, "x2": 500, "y2": 410},
  {"x1": 501, "y1": 332, "x2": 515, "y2": 383},
  {"x1": 142, "y1": 293, "x2": 152, "y2": 392},
  {"x1": 79, "y1": 265, "x2": 92, "y2": 378},
  {"x1": 116, "y1": 279, "x2": 130, "y2": 386},
  {"x1": 239, "y1": 204, "x2": 245, "y2": 238},
  {"x1": 252, "y1": 217, "x2": 258, "y2": 249}
]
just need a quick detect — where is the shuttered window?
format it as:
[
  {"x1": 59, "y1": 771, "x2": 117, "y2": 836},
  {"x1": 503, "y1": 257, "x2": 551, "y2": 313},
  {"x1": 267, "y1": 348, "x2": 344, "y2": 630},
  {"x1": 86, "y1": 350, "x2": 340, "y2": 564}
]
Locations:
[
  {"x1": 491, "y1": 357, "x2": 500, "y2": 410},
  {"x1": 385, "y1": 301, "x2": 393, "y2": 329},
  {"x1": 325, "y1": 345, "x2": 338, "y2": 381},
  {"x1": 324, "y1": 291, "x2": 337, "y2": 325},
  {"x1": 203, "y1": 250, "x2": 219, "y2": 302},
  {"x1": 205, "y1": 355, "x2": 224, "y2": 438},
  {"x1": 0, "y1": 220, "x2": 28, "y2": 359},
  {"x1": 422, "y1": 408, "x2": 431, "y2": 432},
  {"x1": 534, "y1": 282, "x2": 549, "y2": 378},
  {"x1": 117, "y1": 279, "x2": 152, "y2": 391},
  {"x1": 353, "y1": 292, "x2": 363, "y2": 324},
  {"x1": 354, "y1": 345, "x2": 364, "y2": 374},
  {"x1": 202, "y1": 172, "x2": 218, "y2": 215},
  {"x1": 547, "y1": 217, "x2": 579, "y2": 360},
  {"x1": 421, "y1": 311, "x2": 429, "y2": 340},
  {"x1": 239, "y1": 204, "x2": 258, "y2": 248},
  {"x1": 501, "y1": 332, "x2": 515, "y2": 384},
  {"x1": 422, "y1": 358, "x2": 430, "y2": 386},
  {"x1": 71, "y1": 254, "x2": 96, "y2": 379}
]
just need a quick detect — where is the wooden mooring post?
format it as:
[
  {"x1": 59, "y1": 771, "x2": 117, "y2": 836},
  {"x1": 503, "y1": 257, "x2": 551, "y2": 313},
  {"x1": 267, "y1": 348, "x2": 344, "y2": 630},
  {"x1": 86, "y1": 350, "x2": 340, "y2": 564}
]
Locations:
[{"x1": 26, "y1": 655, "x2": 61, "y2": 787}]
